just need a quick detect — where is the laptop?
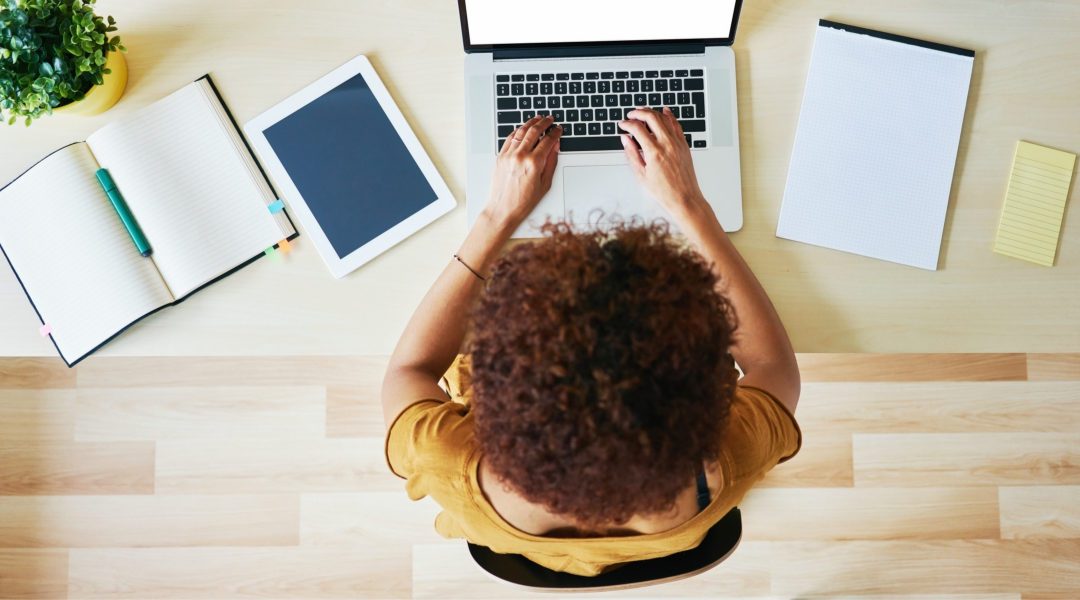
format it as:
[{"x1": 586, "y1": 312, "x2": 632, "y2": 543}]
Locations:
[{"x1": 460, "y1": 0, "x2": 744, "y2": 237}]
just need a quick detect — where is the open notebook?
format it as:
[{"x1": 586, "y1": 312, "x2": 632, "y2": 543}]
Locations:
[{"x1": 0, "y1": 76, "x2": 297, "y2": 366}]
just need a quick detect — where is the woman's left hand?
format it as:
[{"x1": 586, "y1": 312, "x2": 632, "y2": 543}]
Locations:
[{"x1": 483, "y1": 115, "x2": 563, "y2": 232}]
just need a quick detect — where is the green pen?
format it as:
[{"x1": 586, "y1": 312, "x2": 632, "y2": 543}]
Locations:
[{"x1": 95, "y1": 168, "x2": 152, "y2": 257}]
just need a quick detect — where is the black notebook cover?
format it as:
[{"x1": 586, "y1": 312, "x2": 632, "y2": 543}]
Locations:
[{"x1": 0, "y1": 73, "x2": 299, "y2": 368}]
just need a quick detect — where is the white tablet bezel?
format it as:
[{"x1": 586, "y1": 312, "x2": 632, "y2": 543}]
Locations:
[{"x1": 244, "y1": 54, "x2": 456, "y2": 278}]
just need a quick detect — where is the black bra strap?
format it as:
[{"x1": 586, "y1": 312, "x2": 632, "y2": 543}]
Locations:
[{"x1": 695, "y1": 470, "x2": 710, "y2": 512}]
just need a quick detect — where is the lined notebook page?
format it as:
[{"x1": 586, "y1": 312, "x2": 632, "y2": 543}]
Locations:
[
  {"x1": 776, "y1": 24, "x2": 974, "y2": 270},
  {"x1": 87, "y1": 82, "x2": 288, "y2": 298},
  {"x1": 0, "y1": 144, "x2": 172, "y2": 361},
  {"x1": 993, "y1": 141, "x2": 1075, "y2": 267}
]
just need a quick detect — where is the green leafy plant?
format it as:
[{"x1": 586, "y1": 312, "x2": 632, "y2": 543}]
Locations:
[{"x1": 0, "y1": 0, "x2": 125, "y2": 125}]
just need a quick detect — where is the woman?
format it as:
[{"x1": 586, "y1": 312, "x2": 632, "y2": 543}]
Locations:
[{"x1": 382, "y1": 110, "x2": 801, "y2": 576}]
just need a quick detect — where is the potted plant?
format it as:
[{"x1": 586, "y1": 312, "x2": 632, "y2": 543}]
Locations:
[{"x1": 0, "y1": 0, "x2": 126, "y2": 126}]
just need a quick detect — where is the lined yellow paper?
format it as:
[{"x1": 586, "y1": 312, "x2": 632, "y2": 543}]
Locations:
[{"x1": 993, "y1": 141, "x2": 1076, "y2": 266}]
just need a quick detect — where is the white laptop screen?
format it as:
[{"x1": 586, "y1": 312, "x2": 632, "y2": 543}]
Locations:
[{"x1": 463, "y1": 0, "x2": 739, "y2": 47}]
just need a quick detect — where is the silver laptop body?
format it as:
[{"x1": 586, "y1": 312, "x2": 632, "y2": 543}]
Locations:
[{"x1": 460, "y1": 0, "x2": 745, "y2": 237}]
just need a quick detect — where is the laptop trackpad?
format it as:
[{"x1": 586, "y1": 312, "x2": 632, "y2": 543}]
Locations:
[{"x1": 562, "y1": 165, "x2": 662, "y2": 225}]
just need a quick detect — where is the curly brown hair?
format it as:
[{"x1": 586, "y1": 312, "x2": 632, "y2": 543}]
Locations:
[{"x1": 469, "y1": 220, "x2": 739, "y2": 529}]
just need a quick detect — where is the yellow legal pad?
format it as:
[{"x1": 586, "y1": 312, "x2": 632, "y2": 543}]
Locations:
[{"x1": 994, "y1": 141, "x2": 1076, "y2": 266}]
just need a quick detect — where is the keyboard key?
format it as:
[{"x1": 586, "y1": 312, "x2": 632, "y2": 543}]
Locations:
[
  {"x1": 619, "y1": 94, "x2": 633, "y2": 106},
  {"x1": 681, "y1": 106, "x2": 694, "y2": 119},
  {"x1": 561, "y1": 125, "x2": 572, "y2": 136},
  {"x1": 680, "y1": 119, "x2": 706, "y2": 132},
  {"x1": 556, "y1": 73, "x2": 570, "y2": 80},
  {"x1": 562, "y1": 95, "x2": 574, "y2": 107},
  {"x1": 552, "y1": 110, "x2": 565, "y2": 121},
  {"x1": 615, "y1": 71, "x2": 629, "y2": 78},
  {"x1": 645, "y1": 70, "x2": 659, "y2": 78},
  {"x1": 576, "y1": 96, "x2": 589, "y2": 108},
  {"x1": 569, "y1": 82, "x2": 582, "y2": 95},
  {"x1": 603, "y1": 95, "x2": 617, "y2": 107},
  {"x1": 567, "y1": 109, "x2": 579, "y2": 121},
  {"x1": 534, "y1": 97, "x2": 546, "y2": 108},
  {"x1": 663, "y1": 93, "x2": 676, "y2": 105},
  {"x1": 630, "y1": 71, "x2": 644, "y2": 78},
  {"x1": 498, "y1": 111, "x2": 521, "y2": 123},
  {"x1": 596, "y1": 109, "x2": 608, "y2": 120},
  {"x1": 497, "y1": 98, "x2": 517, "y2": 110},
  {"x1": 523, "y1": 110, "x2": 536, "y2": 120},
  {"x1": 641, "y1": 80, "x2": 654, "y2": 92},
  {"x1": 678, "y1": 92, "x2": 690, "y2": 104},
  {"x1": 526, "y1": 74, "x2": 539, "y2": 81},
  {"x1": 537, "y1": 110, "x2": 549, "y2": 117},
  {"x1": 627, "y1": 80, "x2": 640, "y2": 92},
  {"x1": 598, "y1": 81, "x2": 610, "y2": 93},
  {"x1": 634, "y1": 94, "x2": 647, "y2": 105},
  {"x1": 497, "y1": 75, "x2": 510, "y2": 82},
  {"x1": 511, "y1": 74, "x2": 524, "y2": 82},
  {"x1": 561, "y1": 136, "x2": 623, "y2": 151},
  {"x1": 590, "y1": 95, "x2": 603, "y2": 107},
  {"x1": 675, "y1": 69, "x2": 688, "y2": 77},
  {"x1": 692, "y1": 92, "x2": 705, "y2": 117},
  {"x1": 497, "y1": 84, "x2": 510, "y2": 96},
  {"x1": 581, "y1": 109, "x2": 593, "y2": 121},
  {"x1": 601, "y1": 72, "x2": 614, "y2": 79},
  {"x1": 656, "y1": 79, "x2": 668, "y2": 91},
  {"x1": 588, "y1": 122, "x2": 601, "y2": 135},
  {"x1": 685, "y1": 134, "x2": 692, "y2": 146},
  {"x1": 541, "y1": 73, "x2": 554, "y2": 81},
  {"x1": 685, "y1": 78, "x2": 705, "y2": 91},
  {"x1": 693, "y1": 140, "x2": 707, "y2": 148},
  {"x1": 612, "y1": 80, "x2": 625, "y2": 93},
  {"x1": 571, "y1": 72, "x2": 584, "y2": 80},
  {"x1": 498, "y1": 138, "x2": 506, "y2": 149},
  {"x1": 586, "y1": 72, "x2": 599, "y2": 80},
  {"x1": 691, "y1": 69, "x2": 703, "y2": 76},
  {"x1": 548, "y1": 96, "x2": 560, "y2": 108},
  {"x1": 520, "y1": 97, "x2": 532, "y2": 109},
  {"x1": 584, "y1": 81, "x2": 596, "y2": 94},
  {"x1": 512, "y1": 84, "x2": 524, "y2": 95},
  {"x1": 541, "y1": 82, "x2": 553, "y2": 95},
  {"x1": 526, "y1": 83, "x2": 538, "y2": 95},
  {"x1": 660, "y1": 70, "x2": 673, "y2": 77},
  {"x1": 574, "y1": 123, "x2": 587, "y2": 135},
  {"x1": 649, "y1": 93, "x2": 661, "y2": 105},
  {"x1": 603, "y1": 122, "x2": 616, "y2": 135},
  {"x1": 555, "y1": 82, "x2": 567, "y2": 94},
  {"x1": 670, "y1": 79, "x2": 683, "y2": 91},
  {"x1": 610, "y1": 108, "x2": 623, "y2": 120},
  {"x1": 498, "y1": 125, "x2": 514, "y2": 137}
]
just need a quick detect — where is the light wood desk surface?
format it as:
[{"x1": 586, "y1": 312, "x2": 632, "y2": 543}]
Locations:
[{"x1": 1, "y1": 0, "x2": 1077, "y2": 358}]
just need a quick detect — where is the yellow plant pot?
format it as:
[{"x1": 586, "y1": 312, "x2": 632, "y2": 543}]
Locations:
[{"x1": 52, "y1": 50, "x2": 127, "y2": 116}]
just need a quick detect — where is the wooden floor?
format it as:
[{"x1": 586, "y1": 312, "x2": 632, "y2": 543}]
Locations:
[{"x1": 1, "y1": 354, "x2": 1078, "y2": 599}]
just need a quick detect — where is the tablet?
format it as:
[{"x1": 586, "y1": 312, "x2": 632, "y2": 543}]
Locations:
[{"x1": 245, "y1": 55, "x2": 455, "y2": 278}]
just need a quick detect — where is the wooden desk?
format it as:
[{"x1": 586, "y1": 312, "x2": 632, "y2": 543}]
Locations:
[{"x1": 1, "y1": 0, "x2": 1077, "y2": 357}]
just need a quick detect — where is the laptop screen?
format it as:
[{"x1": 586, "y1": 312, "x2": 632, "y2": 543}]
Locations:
[{"x1": 461, "y1": 0, "x2": 740, "y2": 48}]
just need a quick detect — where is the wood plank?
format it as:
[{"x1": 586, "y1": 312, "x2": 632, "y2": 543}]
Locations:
[
  {"x1": 0, "y1": 389, "x2": 74, "y2": 442},
  {"x1": 75, "y1": 386, "x2": 325, "y2": 441},
  {"x1": 1027, "y1": 354, "x2": 1080, "y2": 380},
  {"x1": 769, "y1": 540, "x2": 1080, "y2": 596},
  {"x1": 155, "y1": 438, "x2": 399, "y2": 493},
  {"x1": 0, "y1": 441, "x2": 154, "y2": 495},
  {"x1": 68, "y1": 547, "x2": 410, "y2": 599},
  {"x1": 300, "y1": 493, "x2": 444, "y2": 546},
  {"x1": 326, "y1": 383, "x2": 387, "y2": 438},
  {"x1": 1000, "y1": 486, "x2": 1080, "y2": 539},
  {"x1": 741, "y1": 487, "x2": 999, "y2": 540},
  {"x1": 75, "y1": 356, "x2": 384, "y2": 388},
  {"x1": 796, "y1": 354, "x2": 1027, "y2": 382},
  {"x1": 794, "y1": 382, "x2": 1080, "y2": 433},
  {"x1": 0, "y1": 495, "x2": 298, "y2": 548},
  {"x1": 0, "y1": 550, "x2": 67, "y2": 599},
  {"x1": 759, "y1": 433, "x2": 853, "y2": 487},
  {"x1": 853, "y1": 433, "x2": 1080, "y2": 487},
  {"x1": 413, "y1": 540, "x2": 773, "y2": 598},
  {"x1": 0, "y1": 358, "x2": 74, "y2": 389}
]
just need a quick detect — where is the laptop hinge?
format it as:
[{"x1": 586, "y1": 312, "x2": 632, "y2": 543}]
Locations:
[{"x1": 493, "y1": 42, "x2": 705, "y2": 61}]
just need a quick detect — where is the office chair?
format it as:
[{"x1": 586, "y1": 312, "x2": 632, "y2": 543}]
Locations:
[{"x1": 467, "y1": 507, "x2": 742, "y2": 592}]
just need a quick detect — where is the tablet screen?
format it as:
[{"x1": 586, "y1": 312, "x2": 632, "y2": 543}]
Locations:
[{"x1": 262, "y1": 73, "x2": 437, "y2": 258}]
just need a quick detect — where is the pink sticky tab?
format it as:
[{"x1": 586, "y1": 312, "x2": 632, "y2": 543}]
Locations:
[
  {"x1": 278, "y1": 238, "x2": 292, "y2": 254},
  {"x1": 39, "y1": 323, "x2": 52, "y2": 337}
]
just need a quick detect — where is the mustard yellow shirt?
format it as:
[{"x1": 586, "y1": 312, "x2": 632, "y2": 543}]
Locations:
[{"x1": 385, "y1": 360, "x2": 801, "y2": 577}]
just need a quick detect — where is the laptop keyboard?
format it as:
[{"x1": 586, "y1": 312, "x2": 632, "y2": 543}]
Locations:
[{"x1": 494, "y1": 69, "x2": 708, "y2": 153}]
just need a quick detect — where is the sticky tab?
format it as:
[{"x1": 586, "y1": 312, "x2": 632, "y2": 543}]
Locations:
[
  {"x1": 39, "y1": 323, "x2": 52, "y2": 337},
  {"x1": 278, "y1": 238, "x2": 292, "y2": 254},
  {"x1": 264, "y1": 246, "x2": 280, "y2": 261},
  {"x1": 268, "y1": 199, "x2": 285, "y2": 214}
]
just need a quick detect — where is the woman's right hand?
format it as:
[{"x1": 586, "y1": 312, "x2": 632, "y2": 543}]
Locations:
[{"x1": 618, "y1": 108, "x2": 709, "y2": 220}]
